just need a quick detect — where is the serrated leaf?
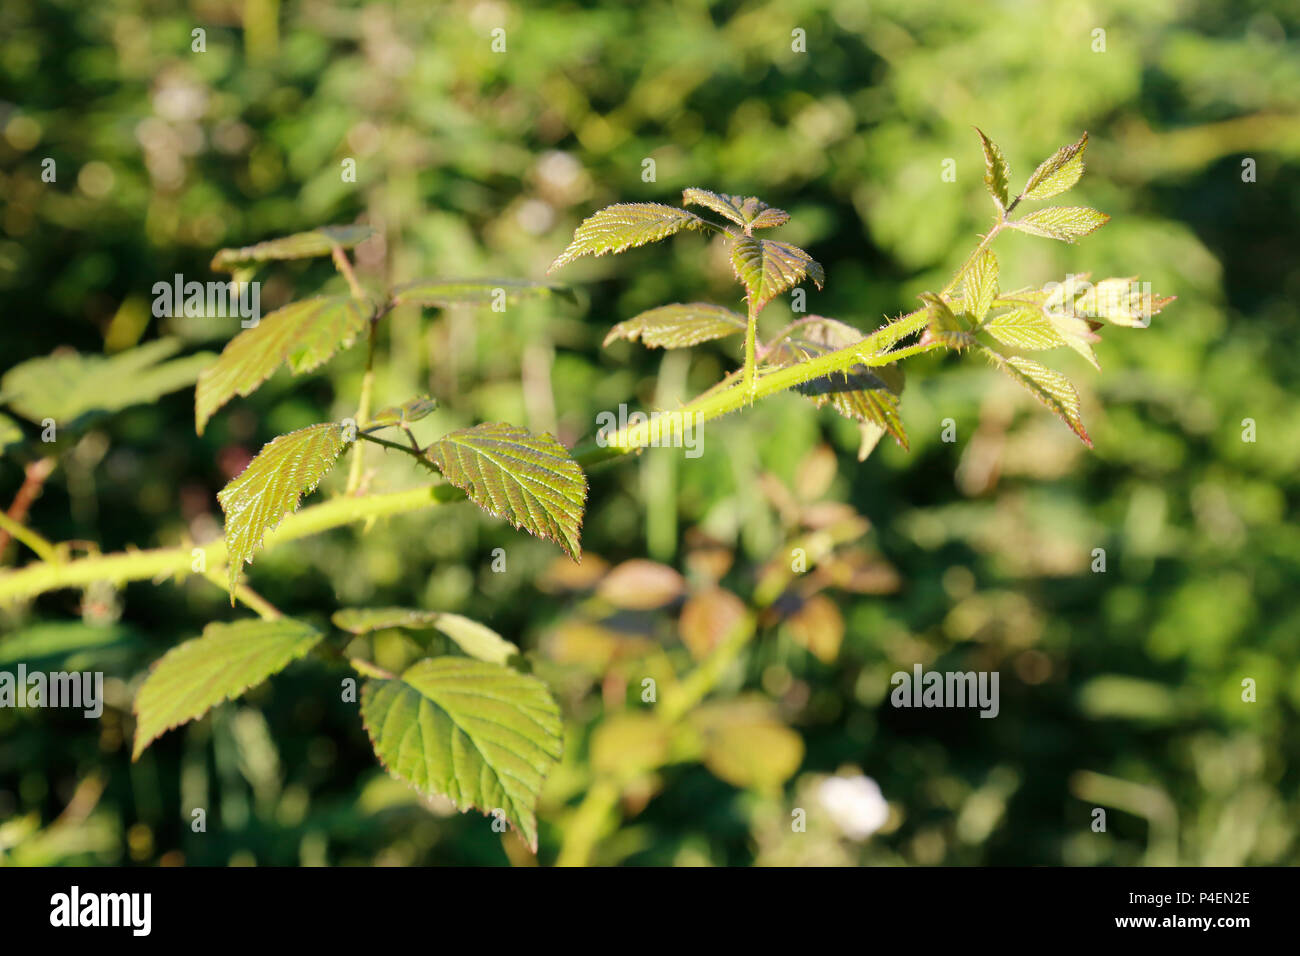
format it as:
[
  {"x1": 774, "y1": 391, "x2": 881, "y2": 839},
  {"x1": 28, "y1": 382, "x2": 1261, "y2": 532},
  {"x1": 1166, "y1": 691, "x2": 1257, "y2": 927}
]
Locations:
[
  {"x1": 391, "y1": 278, "x2": 575, "y2": 308},
  {"x1": 425, "y1": 422, "x2": 587, "y2": 560},
  {"x1": 2, "y1": 339, "x2": 214, "y2": 427},
  {"x1": 332, "y1": 608, "x2": 518, "y2": 664},
  {"x1": 975, "y1": 128, "x2": 1011, "y2": 210},
  {"x1": 217, "y1": 423, "x2": 348, "y2": 594},
  {"x1": 1074, "y1": 277, "x2": 1175, "y2": 328},
  {"x1": 195, "y1": 295, "x2": 372, "y2": 434},
  {"x1": 360, "y1": 657, "x2": 563, "y2": 851},
  {"x1": 730, "y1": 236, "x2": 824, "y2": 313},
  {"x1": 983, "y1": 307, "x2": 1068, "y2": 351},
  {"x1": 1021, "y1": 132, "x2": 1088, "y2": 201},
  {"x1": 211, "y1": 225, "x2": 374, "y2": 271},
  {"x1": 363, "y1": 395, "x2": 439, "y2": 431},
  {"x1": 919, "y1": 292, "x2": 976, "y2": 350},
  {"x1": 1045, "y1": 311, "x2": 1102, "y2": 370},
  {"x1": 604, "y1": 302, "x2": 746, "y2": 349},
  {"x1": 1010, "y1": 206, "x2": 1109, "y2": 242},
  {"x1": 548, "y1": 203, "x2": 703, "y2": 272},
  {"x1": 964, "y1": 249, "x2": 999, "y2": 323},
  {"x1": 983, "y1": 350, "x2": 1092, "y2": 447},
  {"x1": 768, "y1": 317, "x2": 907, "y2": 448},
  {"x1": 132, "y1": 618, "x2": 322, "y2": 759},
  {"x1": 681, "y1": 188, "x2": 789, "y2": 231}
]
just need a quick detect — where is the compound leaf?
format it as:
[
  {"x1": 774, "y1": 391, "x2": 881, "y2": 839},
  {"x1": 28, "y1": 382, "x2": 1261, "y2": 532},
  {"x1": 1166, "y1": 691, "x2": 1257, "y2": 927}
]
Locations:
[
  {"x1": 548, "y1": 203, "x2": 703, "y2": 272},
  {"x1": 360, "y1": 657, "x2": 563, "y2": 851},
  {"x1": 1010, "y1": 206, "x2": 1109, "y2": 242},
  {"x1": 425, "y1": 423, "x2": 587, "y2": 561},
  {"x1": 982, "y1": 307, "x2": 1068, "y2": 351},
  {"x1": 1074, "y1": 277, "x2": 1176, "y2": 328},
  {"x1": 975, "y1": 128, "x2": 1011, "y2": 210},
  {"x1": 730, "y1": 236, "x2": 824, "y2": 313},
  {"x1": 217, "y1": 423, "x2": 348, "y2": 595},
  {"x1": 132, "y1": 618, "x2": 322, "y2": 759},
  {"x1": 391, "y1": 278, "x2": 574, "y2": 308},
  {"x1": 604, "y1": 302, "x2": 746, "y2": 349},
  {"x1": 682, "y1": 188, "x2": 789, "y2": 231},
  {"x1": 768, "y1": 317, "x2": 907, "y2": 448},
  {"x1": 195, "y1": 295, "x2": 373, "y2": 434},
  {"x1": 1021, "y1": 132, "x2": 1088, "y2": 202},
  {"x1": 2, "y1": 339, "x2": 214, "y2": 427},
  {"x1": 211, "y1": 225, "x2": 374, "y2": 272}
]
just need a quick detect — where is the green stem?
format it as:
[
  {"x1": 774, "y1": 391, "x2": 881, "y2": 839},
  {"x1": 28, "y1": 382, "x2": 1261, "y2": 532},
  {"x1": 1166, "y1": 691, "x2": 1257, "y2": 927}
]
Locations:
[
  {"x1": 346, "y1": 321, "x2": 378, "y2": 494},
  {"x1": 0, "y1": 510, "x2": 58, "y2": 564},
  {"x1": 742, "y1": 299, "x2": 758, "y2": 400}
]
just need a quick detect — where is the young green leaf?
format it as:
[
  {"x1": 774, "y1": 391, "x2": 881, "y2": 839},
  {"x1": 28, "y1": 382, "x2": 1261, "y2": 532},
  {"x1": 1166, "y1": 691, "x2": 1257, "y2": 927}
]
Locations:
[
  {"x1": 425, "y1": 422, "x2": 587, "y2": 560},
  {"x1": 681, "y1": 188, "x2": 789, "y2": 231},
  {"x1": 919, "y1": 292, "x2": 976, "y2": 350},
  {"x1": 982, "y1": 307, "x2": 1069, "y2": 351},
  {"x1": 730, "y1": 236, "x2": 825, "y2": 313},
  {"x1": 768, "y1": 317, "x2": 908, "y2": 448},
  {"x1": 975, "y1": 128, "x2": 1011, "y2": 210},
  {"x1": 217, "y1": 423, "x2": 348, "y2": 595},
  {"x1": 1009, "y1": 206, "x2": 1109, "y2": 242},
  {"x1": 0, "y1": 413, "x2": 22, "y2": 453},
  {"x1": 195, "y1": 295, "x2": 373, "y2": 435},
  {"x1": 964, "y1": 249, "x2": 999, "y2": 323},
  {"x1": 332, "y1": 608, "x2": 518, "y2": 664},
  {"x1": 548, "y1": 203, "x2": 704, "y2": 272},
  {"x1": 604, "y1": 302, "x2": 746, "y2": 349},
  {"x1": 983, "y1": 349, "x2": 1092, "y2": 446},
  {"x1": 363, "y1": 395, "x2": 439, "y2": 431},
  {"x1": 211, "y1": 225, "x2": 375, "y2": 272},
  {"x1": 1074, "y1": 277, "x2": 1176, "y2": 328},
  {"x1": 1021, "y1": 132, "x2": 1088, "y2": 202},
  {"x1": 360, "y1": 657, "x2": 563, "y2": 851},
  {"x1": 391, "y1": 278, "x2": 574, "y2": 308},
  {"x1": 1, "y1": 339, "x2": 214, "y2": 427},
  {"x1": 132, "y1": 618, "x2": 322, "y2": 758}
]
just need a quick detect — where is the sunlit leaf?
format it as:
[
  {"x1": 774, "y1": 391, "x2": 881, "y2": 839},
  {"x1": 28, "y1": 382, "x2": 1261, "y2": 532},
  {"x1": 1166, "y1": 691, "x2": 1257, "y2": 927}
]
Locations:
[
  {"x1": 682, "y1": 188, "x2": 789, "y2": 230},
  {"x1": 604, "y1": 302, "x2": 746, "y2": 349},
  {"x1": 548, "y1": 203, "x2": 703, "y2": 272},
  {"x1": 1021, "y1": 132, "x2": 1088, "y2": 202},
  {"x1": 360, "y1": 657, "x2": 563, "y2": 851},
  {"x1": 425, "y1": 422, "x2": 587, "y2": 560},
  {"x1": 964, "y1": 249, "x2": 999, "y2": 323},
  {"x1": 730, "y1": 236, "x2": 825, "y2": 313},
  {"x1": 1074, "y1": 277, "x2": 1176, "y2": 328},
  {"x1": 132, "y1": 618, "x2": 322, "y2": 758},
  {"x1": 217, "y1": 423, "x2": 348, "y2": 594},
  {"x1": 332, "y1": 608, "x2": 518, "y2": 664},
  {"x1": 975, "y1": 128, "x2": 1011, "y2": 210},
  {"x1": 919, "y1": 292, "x2": 976, "y2": 351},
  {"x1": 211, "y1": 225, "x2": 374, "y2": 271},
  {"x1": 195, "y1": 295, "x2": 373, "y2": 434},
  {"x1": 786, "y1": 593, "x2": 844, "y2": 663},
  {"x1": 391, "y1": 278, "x2": 574, "y2": 308},
  {"x1": 982, "y1": 307, "x2": 1068, "y2": 351},
  {"x1": 1010, "y1": 206, "x2": 1109, "y2": 242},
  {"x1": 2, "y1": 339, "x2": 214, "y2": 427},
  {"x1": 590, "y1": 712, "x2": 672, "y2": 780},
  {"x1": 982, "y1": 349, "x2": 1092, "y2": 447}
]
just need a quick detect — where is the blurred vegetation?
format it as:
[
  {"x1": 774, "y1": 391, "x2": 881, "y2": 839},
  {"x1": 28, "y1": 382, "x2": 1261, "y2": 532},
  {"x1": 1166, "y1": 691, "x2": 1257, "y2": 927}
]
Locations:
[{"x1": 1, "y1": 0, "x2": 1298, "y2": 865}]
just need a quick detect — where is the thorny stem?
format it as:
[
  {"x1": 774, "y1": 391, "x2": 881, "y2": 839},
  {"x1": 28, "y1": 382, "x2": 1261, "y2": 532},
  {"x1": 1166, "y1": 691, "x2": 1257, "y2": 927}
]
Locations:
[{"x1": 339, "y1": 245, "x2": 376, "y2": 495}]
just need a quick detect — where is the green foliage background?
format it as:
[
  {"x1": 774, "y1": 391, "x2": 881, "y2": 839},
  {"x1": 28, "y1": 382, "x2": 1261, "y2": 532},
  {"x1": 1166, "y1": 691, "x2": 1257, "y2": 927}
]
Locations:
[{"x1": 1, "y1": 0, "x2": 1297, "y2": 865}]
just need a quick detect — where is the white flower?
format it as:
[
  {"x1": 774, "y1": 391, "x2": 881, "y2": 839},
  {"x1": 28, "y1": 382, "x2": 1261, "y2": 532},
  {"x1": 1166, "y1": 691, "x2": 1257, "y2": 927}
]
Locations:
[{"x1": 817, "y1": 774, "x2": 888, "y2": 840}]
